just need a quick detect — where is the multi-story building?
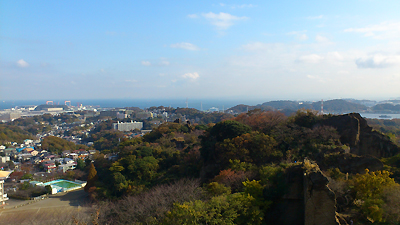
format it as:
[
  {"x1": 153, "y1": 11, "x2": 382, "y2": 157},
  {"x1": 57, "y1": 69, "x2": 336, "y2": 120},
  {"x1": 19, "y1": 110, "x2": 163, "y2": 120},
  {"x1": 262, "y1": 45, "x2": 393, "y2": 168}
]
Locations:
[
  {"x1": 0, "y1": 171, "x2": 12, "y2": 206},
  {"x1": 113, "y1": 121, "x2": 143, "y2": 131}
]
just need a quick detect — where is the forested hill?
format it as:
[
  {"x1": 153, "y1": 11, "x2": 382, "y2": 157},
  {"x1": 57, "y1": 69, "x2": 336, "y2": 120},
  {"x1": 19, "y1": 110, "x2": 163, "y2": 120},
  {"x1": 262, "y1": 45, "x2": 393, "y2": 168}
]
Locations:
[{"x1": 81, "y1": 110, "x2": 400, "y2": 224}]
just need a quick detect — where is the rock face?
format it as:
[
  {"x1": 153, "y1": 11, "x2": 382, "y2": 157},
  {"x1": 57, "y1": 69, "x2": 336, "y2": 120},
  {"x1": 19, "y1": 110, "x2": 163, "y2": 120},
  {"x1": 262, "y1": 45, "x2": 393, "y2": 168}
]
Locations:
[
  {"x1": 321, "y1": 113, "x2": 400, "y2": 158},
  {"x1": 266, "y1": 162, "x2": 341, "y2": 225},
  {"x1": 303, "y1": 162, "x2": 339, "y2": 225}
]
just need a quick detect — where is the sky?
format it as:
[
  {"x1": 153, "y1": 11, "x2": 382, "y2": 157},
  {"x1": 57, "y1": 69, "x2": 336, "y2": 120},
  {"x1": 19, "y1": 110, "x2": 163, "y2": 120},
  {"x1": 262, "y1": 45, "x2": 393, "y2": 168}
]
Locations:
[{"x1": 1, "y1": 0, "x2": 400, "y2": 101}]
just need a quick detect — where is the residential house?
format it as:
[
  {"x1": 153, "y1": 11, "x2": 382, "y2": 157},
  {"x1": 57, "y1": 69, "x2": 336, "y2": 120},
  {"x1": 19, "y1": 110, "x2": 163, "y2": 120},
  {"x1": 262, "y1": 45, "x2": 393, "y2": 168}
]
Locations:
[
  {"x1": 54, "y1": 158, "x2": 64, "y2": 164},
  {"x1": 23, "y1": 139, "x2": 33, "y2": 146},
  {"x1": 69, "y1": 153, "x2": 78, "y2": 160},
  {"x1": 88, "y1": 150, "x2": 97, "y2": 155},
  {"x1": 62, "y1": 150, "x2": 71, "y2": 157},
  {"x1": 58, "y1": 162, "x2": 77, "y2": 173},
  {"x1": 64, "y1": 158, "x2": 74, "y2": 164},
  {"x1": 18, "y1": 153, "x2": 32, "y2": 161},
  {"x1": 4, "y1": 148, "x2": 17, "y2": 157},
  {"x1": 44, "y1": 163, "x2": 56, "y2": 173}
]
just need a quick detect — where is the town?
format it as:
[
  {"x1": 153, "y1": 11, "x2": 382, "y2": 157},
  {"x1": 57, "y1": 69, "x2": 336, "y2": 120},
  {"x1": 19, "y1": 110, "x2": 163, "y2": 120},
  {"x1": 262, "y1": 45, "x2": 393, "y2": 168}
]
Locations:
[{"x1": 0, "y1": 101, "x2": 237, "y2": 208}]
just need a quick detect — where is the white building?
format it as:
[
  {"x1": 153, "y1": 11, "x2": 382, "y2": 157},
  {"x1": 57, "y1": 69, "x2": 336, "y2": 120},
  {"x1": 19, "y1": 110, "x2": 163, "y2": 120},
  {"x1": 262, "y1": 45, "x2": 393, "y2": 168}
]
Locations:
[
  {"x1": 0, "y1": 156, "x2": 10, "y2": 163},
  {"x1": 0, "y1": 171, "x2": 12, "y2": 206},
  {"x1": 113, "y1": 121, "x2": 143, "y2": 132}
]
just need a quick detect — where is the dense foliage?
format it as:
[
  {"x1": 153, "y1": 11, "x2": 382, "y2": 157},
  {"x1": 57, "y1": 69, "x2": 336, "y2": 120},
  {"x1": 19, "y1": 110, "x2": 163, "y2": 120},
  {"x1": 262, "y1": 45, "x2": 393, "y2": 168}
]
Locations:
[{"x1": 40, "y1": 136, "x2": 76, "y2": 154}]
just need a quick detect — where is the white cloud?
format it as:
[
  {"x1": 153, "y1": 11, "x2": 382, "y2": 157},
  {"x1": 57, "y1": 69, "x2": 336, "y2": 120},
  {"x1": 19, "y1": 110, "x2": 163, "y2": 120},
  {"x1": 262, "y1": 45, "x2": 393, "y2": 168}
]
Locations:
[
  {"x1": 160, "y1": 61, "x2": 170, "y2": 66},
  {"x1": 201, "y1": 12, "x2": 248, "y2": 30},
  {"x1": 306, "y1": 74, "x2": 329, "y2": 83},
  {"x1": 307, "y1": 15, "x2": 323, "y2": 20},
  {"x1": 298, "y1": 54, "x2": 324, "y2": 63},
  {"x1": 100, "y1": 69, "x2": 105, "y2": 73},
  {"x1": 141, "y1": 61, "x2": 151, "y2": 66},
  {"x1": 355, "y1": 54, "x2": 400, "y2": 68},
  {"x1": 327, "y1": 52, "x2": 344, "y2": 61},
  {"x1": 287, "y1": 31, "x2": 308, "y2": 41},
  {"x1": 231, "y1": 4, "x2": 256, "y2": 9},
  {"x1": 344, "y1": 21, "x2": 400, "y2": 39},
  {"x1": 219, "y1": 3, "x2": 256, "y2": 8},
  {"x1": 170, "y1": 42, "x2": 200, "y2": 51},
  {"x1": 182, "y1": 72, "x2": 200, "y2": 80},
  {"x1": 17, "y1": 59, "x2": 29, "y2": 67},
  {"x1": 187, "y1": 14, "x2": 198, "y2": 19},
  {"x1": 315, "y1": 35, "x2": 329, "y2": 43}
]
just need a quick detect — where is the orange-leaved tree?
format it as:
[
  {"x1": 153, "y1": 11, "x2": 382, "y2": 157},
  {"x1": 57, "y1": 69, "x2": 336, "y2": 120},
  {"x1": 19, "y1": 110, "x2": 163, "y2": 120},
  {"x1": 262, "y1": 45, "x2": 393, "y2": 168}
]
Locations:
[{"x1": 85, "y1": 163, "x2": 98, "y2": 192}]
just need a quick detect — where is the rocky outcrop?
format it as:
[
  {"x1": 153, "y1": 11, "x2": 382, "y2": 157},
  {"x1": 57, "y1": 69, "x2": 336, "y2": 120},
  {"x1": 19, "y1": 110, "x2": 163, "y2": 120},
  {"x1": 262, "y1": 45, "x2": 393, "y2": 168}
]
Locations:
[
  {"x1": 266, "y1": 161, "x2": 342, "y2": 225},
  {"x1": 321, "y1": 113, "x2": 400, "y2": 158},
  {"x1": 303, "y1": 161, "x2": 340, "y2": 225}
]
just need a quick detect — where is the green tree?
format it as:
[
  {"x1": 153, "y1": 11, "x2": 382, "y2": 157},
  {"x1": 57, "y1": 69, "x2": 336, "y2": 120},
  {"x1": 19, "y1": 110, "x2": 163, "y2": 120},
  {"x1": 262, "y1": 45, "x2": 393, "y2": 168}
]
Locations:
[
  {"x1": 163, "y1": 192, "x2": 263, "y2": 225},
  {"x1": 45, "y1": 185, "x2": 52, "y2": 194},
  {"x1": 200, "y1": 120, "x2": 252, "y2": 163},
  {"x1": 351, "y1": 169, "x2": 398, "y2": 223},
  {"x1": 76, "y1": 158, "x2": 85, "y2": 170}
]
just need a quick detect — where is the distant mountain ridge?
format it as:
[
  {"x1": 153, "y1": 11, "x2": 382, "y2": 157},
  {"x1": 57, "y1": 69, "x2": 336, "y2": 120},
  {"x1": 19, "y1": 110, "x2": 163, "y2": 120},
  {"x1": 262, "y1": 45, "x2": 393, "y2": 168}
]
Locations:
[{"x1": 228, "y1": 99, "x2": 373, "y2": 114}]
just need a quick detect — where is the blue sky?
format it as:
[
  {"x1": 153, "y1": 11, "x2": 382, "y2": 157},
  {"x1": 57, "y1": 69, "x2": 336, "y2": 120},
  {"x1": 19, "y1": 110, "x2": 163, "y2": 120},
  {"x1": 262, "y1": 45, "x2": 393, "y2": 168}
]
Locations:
[{"x1": 1, "y1": 0, "x2": 400, "y2": 101}]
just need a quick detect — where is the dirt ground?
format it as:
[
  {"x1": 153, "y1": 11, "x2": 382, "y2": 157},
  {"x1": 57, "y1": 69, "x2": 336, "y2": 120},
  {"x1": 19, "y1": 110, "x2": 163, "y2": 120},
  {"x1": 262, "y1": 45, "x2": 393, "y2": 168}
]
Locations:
[{"x1": 0, "y1": 189, "x2": 94, "y2": 225}]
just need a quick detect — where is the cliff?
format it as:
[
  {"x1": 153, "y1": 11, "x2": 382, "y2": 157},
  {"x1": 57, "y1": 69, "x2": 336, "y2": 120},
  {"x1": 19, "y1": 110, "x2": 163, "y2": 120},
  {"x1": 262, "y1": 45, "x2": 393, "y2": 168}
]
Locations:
[
  {"x1": 265, "y1": 161, "x2": 344, "y2": 225},
  {"x1": 321, "y1": 113, "x2": 400, "y2": 158}
]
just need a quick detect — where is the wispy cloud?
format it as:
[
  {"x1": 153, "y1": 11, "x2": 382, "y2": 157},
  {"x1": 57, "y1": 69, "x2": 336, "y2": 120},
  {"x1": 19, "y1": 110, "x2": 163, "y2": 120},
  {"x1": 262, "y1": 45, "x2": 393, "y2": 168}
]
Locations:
[
  {"x1": 17, "y1": 59, "x2": 29, "y2": 67},
  {"x1": 182, "y1": 72, "x2": 200, "y2": 80},
  {"x1": 187, "y1": 14, "x2": 198, "y2": 19},
  {"x1": 219, "y1": 3, "x2": 256, "y2": 9},
  {"x1": 287, "y1": 31, "x2": 308, "y2": 41},
  {"x1": 315, "y1": 35, "x2": 332, "y2": 44},
  {"x1": 307, "y1": 15, "x2": 323, "y2": 20},
  {"x1": 344, "y1": 21, "x2": 400, "y2": 39},
  {"x1": 355, "y1": 54, "x2": 400, "y2": 68},
  {"x1": 141, "y1": 61, "x2": 151, "y2": 66},
  {"x1": 170, "y1": 42, "x2": 200, "y2": 51},
  {"x1": 298, "y1": 54, "x2": 324, "y2": 63},
  {"x1": 160, "y1": 61, "x2": 170, "y2": 66},
  {"x1": 201, "y1": 12, "x2": 248, "y2": 30},
  {"x1": 307, "y1": 74, "x2": 329, "y2": 83}
]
